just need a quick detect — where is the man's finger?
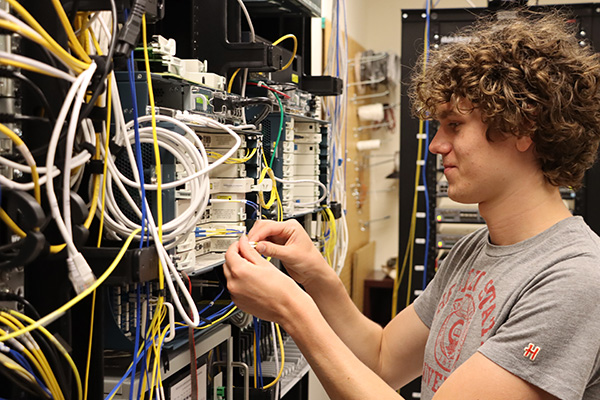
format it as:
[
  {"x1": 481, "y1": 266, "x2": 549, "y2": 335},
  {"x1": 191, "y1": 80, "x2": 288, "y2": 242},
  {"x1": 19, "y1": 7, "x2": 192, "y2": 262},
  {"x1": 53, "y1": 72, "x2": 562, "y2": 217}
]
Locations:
[
  {"x1": 248, "y1": 220, "x2": 290, "y2": 244},
  {"x1": 255, "y1": 240, "x2": 288, "y2": 260},
  {"x1": 239, "y1": 234, "x2": 264, "y2": 264}
]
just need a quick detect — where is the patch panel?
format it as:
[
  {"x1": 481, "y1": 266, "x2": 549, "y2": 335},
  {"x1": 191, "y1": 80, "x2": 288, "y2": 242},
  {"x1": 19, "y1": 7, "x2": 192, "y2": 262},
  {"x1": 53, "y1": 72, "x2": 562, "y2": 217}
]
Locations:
[
  {"x1": 208, "y1": 163, "x2": 247, "y2": 178},
  {"x1": 283, "y1": 165, "x2": 320, "y2": 177},
  {"x1": 208, "y1": 203, "x2": 247, "y2": 222},
  {"x1": 283, "y1": 142, "x2": 320, "y2": 154},
  {"x1": 293, "y1": 133, "x2": 322, "y2": 143},
  {"x1": 210, "y1": 178, "x2": 256, "y2": 194},
  {"x1": 194, "y1": 132, "x2": 248, "y2": 149}
]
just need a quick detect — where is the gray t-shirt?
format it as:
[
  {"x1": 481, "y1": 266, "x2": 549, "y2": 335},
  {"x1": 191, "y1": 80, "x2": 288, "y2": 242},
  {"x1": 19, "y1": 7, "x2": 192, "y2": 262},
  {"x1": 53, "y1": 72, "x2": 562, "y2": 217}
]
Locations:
[{"x1": 413, "y1": 216, "x2": 600, "y2": 400}]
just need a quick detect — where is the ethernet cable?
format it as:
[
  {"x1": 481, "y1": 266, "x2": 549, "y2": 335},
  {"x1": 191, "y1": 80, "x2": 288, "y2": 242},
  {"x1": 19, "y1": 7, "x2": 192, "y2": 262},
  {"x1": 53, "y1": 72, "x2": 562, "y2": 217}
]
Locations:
[
  {"x1": 0, "y1": 228, "x2": 140, "y2": 344},
  {"x1": 0, "y1": 124, "x2": 40, "y2": 204},
  {"x1": 272, "y1": 175, "x2": 328, "y2": 208},
  {"x1": 43, "y1": 62, "x2": 97, "y2": 294},
  {"x1": 0, "y1": 315, "x2": 64, "y2": 400},
  {"x1": 97, "y1": 103, "x2": 202, "y2": 326},
  {"x1": 0, "y1": 7, "x2": 86, "y2": 72},
  {"x1": 272, "y1": 34, "x2": 297, "y2": 71},
  {"x1": 49, "y1": 0, "x2": 92, "y2": 63},
  {"x1": 0, "y1": 50, "x2": 76, "y2": 82}
]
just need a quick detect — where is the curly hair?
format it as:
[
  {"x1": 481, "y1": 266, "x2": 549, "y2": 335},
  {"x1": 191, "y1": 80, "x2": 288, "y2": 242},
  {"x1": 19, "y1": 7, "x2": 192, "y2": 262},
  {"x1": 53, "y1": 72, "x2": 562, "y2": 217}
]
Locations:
[{"x1": 410, "y1": 9, "x2": 600, "y2": 190}]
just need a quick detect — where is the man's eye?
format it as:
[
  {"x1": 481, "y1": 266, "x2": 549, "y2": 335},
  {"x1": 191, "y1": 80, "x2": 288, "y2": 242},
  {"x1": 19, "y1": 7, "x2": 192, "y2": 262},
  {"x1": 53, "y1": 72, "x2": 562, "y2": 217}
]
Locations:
[{"x1": 448, "y1": 122, "x2": 460, "y2": 129}]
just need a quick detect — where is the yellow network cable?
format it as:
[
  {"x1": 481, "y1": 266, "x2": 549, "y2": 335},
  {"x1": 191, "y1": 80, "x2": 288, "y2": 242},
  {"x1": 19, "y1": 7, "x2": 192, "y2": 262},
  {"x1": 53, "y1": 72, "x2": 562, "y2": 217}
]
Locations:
[
  {"x1": 78, "y1": 18, "x2": 90, "y2": 55},
  {"x1": 208, "y1": 148, "x2": 257, "y2": 164},
  {"x1": 98, "y1": 74, "x2": 113, "y2": 247},
  {"x1": 257, "y1": 166, "x2": 278, "y2": 210},
  {"x1": 0, "y1": 58, "x2": 63, "y2": 79},
  {"x1": 227, "y1": 68, "x2": 241, "y2": 93},
  {"x1": 5, "y1": 0, "x2": 89, "y2": 72},
  {"x1": 262, "y1": 323, "x2": 284, "y2": 389},
  {"x1": 253, "y1": 332, "x2": 257, "y2": 388},
  {"x1": 142, "y1": 14, "x2": 163, "y2": 240},
  {"x1": 392, "y1": 19, "x2": 429, "y2": 318},
  {"x1": 272, "y1": 34, "x2": 298, "y2": 71},
  {"x1": 83, "y1": 289, "x2": 96, "y2": 400},
  {"x1": 0, "y1": 123, "x2": 40, "y2": 204},
  {"x1": 143, "y1": 17, "x2": 169, "y2": 400},
  {"x1": 0, "y1": 228, "x2": 141, "y2": 343},
  {"x1": 0, "y1": 20, "x2": 55, "y2": 52},
  {"x1": 0, "y1": 318, "x2": 63, "y2": 400},
  {"x1": 50, "y1": 0, "x2": 92, "y2": 63},
  {"x1": 0, "y1": 330, "x2": 59, "y2": 400},
  {"x1": 0, "y1": 208, "x2": 26, "y2": 237},
  {"x1": 258, "y1": 149, "x2": 284, "y2": 221},
  {"x1": 319, "y1": 207, "x2": 336, "y2": 265},
  {"x1": 258, "y1": 151, "x2": 283, "y2": 220},
  {"x1": 10, "y1": 310, "x2": 83, "y2": 400}
]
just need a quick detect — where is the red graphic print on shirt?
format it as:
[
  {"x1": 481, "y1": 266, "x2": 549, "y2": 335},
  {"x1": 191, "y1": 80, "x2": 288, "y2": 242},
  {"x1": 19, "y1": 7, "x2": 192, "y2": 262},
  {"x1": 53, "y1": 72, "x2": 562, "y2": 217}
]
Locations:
[
  {"x1": 434, "y1": 293, "x2": 476, "y2": 372},
  {"x1": 423, "y1": 269, "x2": 497, "y2": 393}
]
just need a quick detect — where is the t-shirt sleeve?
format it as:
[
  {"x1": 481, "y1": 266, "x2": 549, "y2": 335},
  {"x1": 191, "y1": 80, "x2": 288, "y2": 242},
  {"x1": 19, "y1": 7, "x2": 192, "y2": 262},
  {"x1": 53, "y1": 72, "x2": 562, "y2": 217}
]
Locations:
[
  {"x1": 413, "y1": 259, "x2": 447, "y2": 328},
  {"x1": 478, "y1": 259, "x2": 600, "y2": 400}
]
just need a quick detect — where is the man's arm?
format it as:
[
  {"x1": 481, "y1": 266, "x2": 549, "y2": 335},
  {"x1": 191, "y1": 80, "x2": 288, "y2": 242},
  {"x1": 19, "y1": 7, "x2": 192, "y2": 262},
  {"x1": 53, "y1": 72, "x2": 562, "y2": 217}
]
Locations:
[
  {"x1": 248, "y1": 220, "x2": 428, "y2": 386},
  {"x1": 433, "y1": 352, "x2": 558, "y2": 400},
  {"x1": 306, "y1": 267, "x2": 428, "y2": 388}
]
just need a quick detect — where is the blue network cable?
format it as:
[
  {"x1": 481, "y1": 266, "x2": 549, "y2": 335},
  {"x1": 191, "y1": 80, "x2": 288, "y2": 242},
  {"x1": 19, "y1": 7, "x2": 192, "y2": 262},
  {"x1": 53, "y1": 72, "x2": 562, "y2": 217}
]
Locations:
[
  {"x1": 104, "y1": 336, "x2": 157, "y2": 400},
  {"x1": 126, "y1": 47, "x2": 148, "y2": 249},
  {"x1": 136, "y1": 283, "x2": 151, "y2": 400},
  {"x1": 422, "y1": 1, "x2": 432, "y2": 291},
  {"x1": 197, "y1": 287, "x2": 225, "y2": 315},
  {"x1": 129, "y1": 285, "x2": 142, "y2": 400},
  {"x1": 107, "y1": 288, "x2": 233, "y2": 400},
  {"x1": 8, "y1": 349, "x2": 50, "y2": 396},
  {"x1": 253, "y1": 317, "x2": 264, "y2": 388},
  {"x1": 173, "y1": 300, "x2": 236, "y2": 334}
]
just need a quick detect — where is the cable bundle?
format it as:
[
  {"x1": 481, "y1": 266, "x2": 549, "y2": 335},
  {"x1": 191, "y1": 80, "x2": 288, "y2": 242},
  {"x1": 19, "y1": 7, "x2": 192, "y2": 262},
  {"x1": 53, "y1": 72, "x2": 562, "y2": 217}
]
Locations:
[{"x1": 323, "y1": 0, "x2": 350, "y2": 275}]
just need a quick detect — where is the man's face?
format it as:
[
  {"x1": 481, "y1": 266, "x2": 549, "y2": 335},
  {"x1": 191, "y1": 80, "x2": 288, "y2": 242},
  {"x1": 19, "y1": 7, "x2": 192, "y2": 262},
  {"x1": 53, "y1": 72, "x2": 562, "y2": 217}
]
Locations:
[{"x1": 429, "y1": 102, "x2": 524, "y2": 205}]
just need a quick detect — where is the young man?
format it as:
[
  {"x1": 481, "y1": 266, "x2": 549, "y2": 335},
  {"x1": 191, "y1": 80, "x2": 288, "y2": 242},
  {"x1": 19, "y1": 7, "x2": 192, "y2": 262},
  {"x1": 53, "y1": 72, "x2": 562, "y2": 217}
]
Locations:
[{"x1": 224, "y1": 10, "x2": 600, "y2": 400}]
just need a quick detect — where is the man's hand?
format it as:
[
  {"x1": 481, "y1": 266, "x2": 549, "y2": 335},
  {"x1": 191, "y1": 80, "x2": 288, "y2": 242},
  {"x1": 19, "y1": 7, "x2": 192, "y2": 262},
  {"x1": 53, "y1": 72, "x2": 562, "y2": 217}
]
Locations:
[
  {"x1": 223, "y1": 234, "x2": 312, "y2": 323},
  {"x1": 248, "y1": 219, "x2": 331, "y2": 287}
]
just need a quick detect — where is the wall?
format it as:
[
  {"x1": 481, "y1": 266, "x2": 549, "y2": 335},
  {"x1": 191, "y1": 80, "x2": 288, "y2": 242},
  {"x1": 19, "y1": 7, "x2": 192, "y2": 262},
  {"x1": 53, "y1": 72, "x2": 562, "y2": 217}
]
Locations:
[
  {"x1": 362, "y1": 0, "x2": 595, "y2": 276},
  {"x1": 311, "y1": 1, "x2": 593, "y2": 399}
]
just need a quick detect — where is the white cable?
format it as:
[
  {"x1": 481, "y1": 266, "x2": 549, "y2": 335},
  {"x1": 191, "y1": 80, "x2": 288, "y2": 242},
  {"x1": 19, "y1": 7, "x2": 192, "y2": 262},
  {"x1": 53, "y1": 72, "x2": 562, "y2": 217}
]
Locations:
[
  {"x1": 272, "y1": 175, "x2": 328, "y2": 207},
  {"x1": 236, "y1": 0, "x2": 253, "y2": 113},
  {"x1": 45, "y1": 62, "x2": 97, "y2": 256},
  {"x1": 0, "y1": 9, "x2": 75, "y2": 73},
  {"x1": 236, "y1": 0, "x2": 255, "y2": 42},
  {"x1": 109, "y1": 112, "x2": 241, "y2": 190},
  {"x1": 100, "y1": 122, "x2": 208, "y2": 245},
  {"x1": 144, "y1": 197, "x2": 200, "y2": 327},
  {"x1": 271, "y1": 322, "x2": 280, "y2": 399},
  {"x1": 0, "y1": 171, "x2": 62, "y2": 191},
  {"x1": 0, "y1": 50, "x2": 76, "y2": 82},
  {"x1": 63, "y1": 80, "x2": 98, "y2": 237}
]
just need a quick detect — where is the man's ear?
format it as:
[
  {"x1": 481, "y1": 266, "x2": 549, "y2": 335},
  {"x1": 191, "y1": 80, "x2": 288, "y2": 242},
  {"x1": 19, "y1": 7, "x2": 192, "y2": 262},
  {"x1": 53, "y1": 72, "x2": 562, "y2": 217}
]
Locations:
[{"x1": 516, "y1": 135, "x2": 534, "y2": 152}]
